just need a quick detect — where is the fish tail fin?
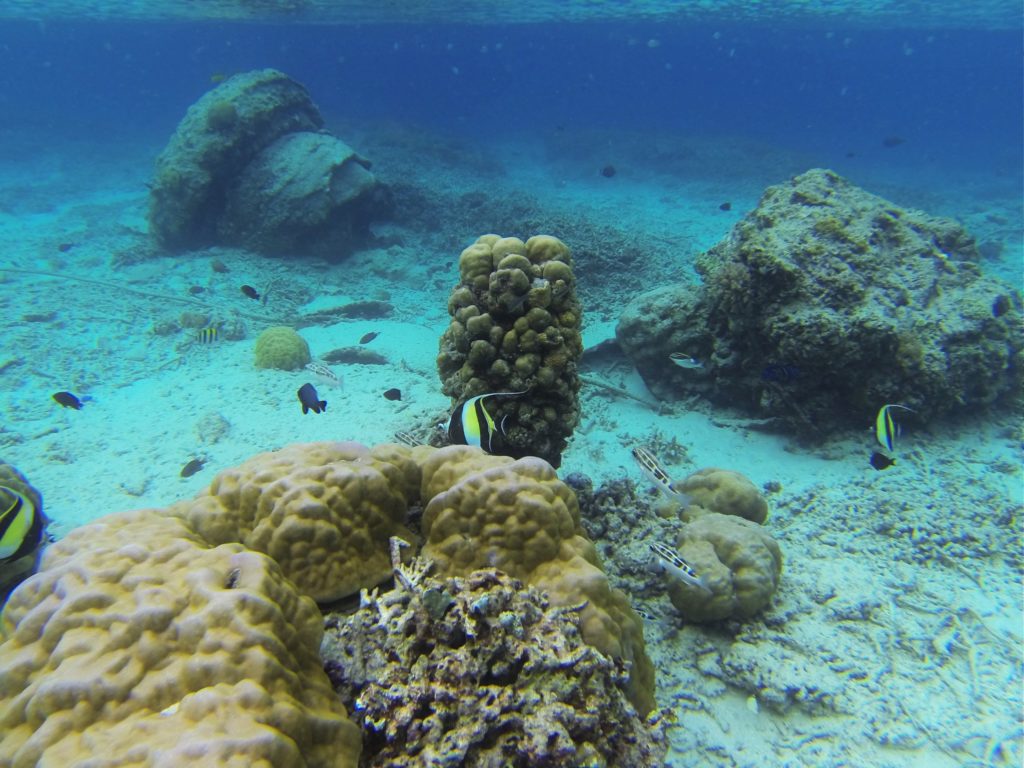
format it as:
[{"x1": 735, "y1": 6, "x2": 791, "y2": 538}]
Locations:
[{"x1": 320, "y1": 400, "x2": 327, "y2": 411}]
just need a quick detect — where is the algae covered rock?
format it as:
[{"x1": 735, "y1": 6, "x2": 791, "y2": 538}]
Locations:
[
  {"x1": 437, "y1": 234, "x2": 583, "y2": 467},
  {"x1": 148, "y1": 68, "x2": 388, "y2": 258},
  {"x1": 322, "y1": 567, "x2": 667, "y2": 768},
  {"x1": 253, "y1": 326, "x2": 311, "y2": 370},
  {"x1": 617, "y1": 168, "x2": 1023, "y2": 435}
]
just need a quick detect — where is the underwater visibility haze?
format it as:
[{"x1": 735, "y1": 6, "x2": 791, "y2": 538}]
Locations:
[{"x1": 0, "y1": 1, "x2": 1021, "y2": 766}]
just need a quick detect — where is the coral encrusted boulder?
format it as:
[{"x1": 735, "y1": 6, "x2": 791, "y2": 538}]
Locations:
[
  {"x1": 617, "y1": 168, "x2": 1023, "y2": 435},
  {"x1": 148, "y1": 68, "x2": 389, "y2": 259}
]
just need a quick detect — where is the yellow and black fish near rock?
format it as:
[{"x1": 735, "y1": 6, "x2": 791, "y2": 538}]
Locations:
[{"x1": 0, "y1": 460, "x2": 47, "y2": 603}]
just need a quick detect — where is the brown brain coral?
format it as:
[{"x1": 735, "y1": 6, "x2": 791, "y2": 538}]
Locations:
[
  {"x1": 0, "y1": 509, "x2": 360, "y2": 767},
  {"x1": 676, "y1": 467, "x2": 769, "y2": 524},
  {"x1": 169, "y1": 441, "x2": 419, "y2": 603},
  {"x1": 667, "y1": 511, "x2": 783, "y2": 623}
]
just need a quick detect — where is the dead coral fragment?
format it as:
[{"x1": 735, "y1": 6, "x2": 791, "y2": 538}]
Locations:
[{"x1": 322, "y1": 568, "x2": 666, "y2": 768}]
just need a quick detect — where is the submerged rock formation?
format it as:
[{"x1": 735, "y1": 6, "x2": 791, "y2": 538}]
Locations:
[
  {"x1": 617, "y1": 168, "x2": 1023, "y2": 436},
  {"x1": 148, "y1": 68, "x2": 390, "y2": 259}
]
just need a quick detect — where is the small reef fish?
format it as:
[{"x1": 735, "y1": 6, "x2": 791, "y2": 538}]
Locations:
[
  {"x1": 383, "y1": 388, "x2": 402, "y2": 401},
  {"x1": 211, "y1": 258, "x2": 230, "y2": 273},
  {"x1": 297, "y1": 383, "x2": 327, "y2": 415},
  {"x1": 188, "y1": 285, "x2": 206, "y2": 296},
  {"x1": 0, "y1": 485, "x2": 44, "y2": 565},
  {"x1": 180, "y1": 458, "x2": 206, "y2": 478},
  {"x1": 600, "y1": 164, "x2": 616, "y2": 178},
  {"x1": 240, "y1": 284, "x2": 260, "y2": 301},
  {"x1": 359, "y1": 331, "x2": 379, "y2": 344},
  {"x1": 57, "y1": 242, "x2": 75, "y2": 252},
  {"x1": 669, "y1": 352, "x2": 704, "y2": 370},
  {"x1": 52, "y1": 391, "x2": 83, "y2": 410},
  {"x1": 631, "y1": 446, "x2": 691, "y2": 505},
  {"x1": 196, "y1": 327, "x2": 219, "y2": 344},
  {"x1": 305, "y1": 361, "x2": 342, "y2": 389},
  {"x1": 875, "y1": 403, "x2": 914, "y2": 453},
  {"x1": 394, "y1": 430, "x2": 421, "y2": 447},
  {"x1": 209, "y1": 72, "x2": 228, "y2": 84},
  {"x1": 869, "y1": 452, "x2": 896, "y2": 471},
  {"x1": 761, "y1": 363, "x2": 800, "y2": 383},
  {"x1": 718, "y1": 202, "x2": 732, "y2": 211},
  {"x1": 649, "y1": 542, "x2": 710, "y2": 593},
  {"x1": 447, "y1": 389, "x2": 529, "y2": 454}
]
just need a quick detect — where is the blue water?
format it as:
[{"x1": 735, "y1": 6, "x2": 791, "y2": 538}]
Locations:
[{"x1": 0, "y1": 20, "x2": 1020, "y2": 179}]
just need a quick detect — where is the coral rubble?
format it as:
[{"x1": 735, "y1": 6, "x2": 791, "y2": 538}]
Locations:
[{"x1": 322, "y1": 566, "x2": 667, "y2": 767}]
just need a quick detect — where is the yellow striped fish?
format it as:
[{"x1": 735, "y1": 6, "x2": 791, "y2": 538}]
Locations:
[
  {"x1": 446, "y1": 389, "x2": 529, "y2": 453},
  {"x1": 196, "y1": 326, "x2": 219, "y2": 344},
  {"x1": 875, "y1": 403, "x2": 914, "y2": 453},
  {"x1": 0, "y1": 486, "x2": 43, "y2": 565}
]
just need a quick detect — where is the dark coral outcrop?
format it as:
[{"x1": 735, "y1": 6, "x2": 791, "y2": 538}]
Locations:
[
  {"x1": 148, "y1": 68, "x2": 388, "y2": 258},
  {"x1": 617, "y1": 168, "x2": 1023, "y2": 435}
]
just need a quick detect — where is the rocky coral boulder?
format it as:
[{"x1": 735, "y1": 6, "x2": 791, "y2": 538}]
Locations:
[
  {"x1": 322, "y1": 567, "x2": 666, "y2": 767},
  {"x1": 148, "y1": 68, "x2": 389, "y2": 258},
  {"x1": 617, "y1": 168, "x2": 1023, "y2": 435}
]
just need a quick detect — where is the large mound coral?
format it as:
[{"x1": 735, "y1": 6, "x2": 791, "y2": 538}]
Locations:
[
  {"x1": 0, "y1": 509, "x2": 361, "y2": 767},
  {"x1": 168, "y1": 442, "x2": 418, "y2": 603},
  {"x1": 617, "y1": 168, "x2": 1023, "y2": 435},
  {"x1": 323, "y1": 566, "x2": 666, "y2": 767},
  {"x1": 437, "y1": 234, "x2": 583, "y2": 467}
]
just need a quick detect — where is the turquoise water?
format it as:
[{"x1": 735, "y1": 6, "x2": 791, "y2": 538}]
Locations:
[{"x1": 0, "y1": 2, "x2": 1021, "y2": 767}]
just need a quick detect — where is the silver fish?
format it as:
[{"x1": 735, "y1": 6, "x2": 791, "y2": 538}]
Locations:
[
  {"x1": 305, "y1": 361, "x2": 342, "y2": 389},
  {"x1": 631, "y1": 446, "x2": 691, "y2": 505},
  {"x1": 669, "y1": 352, "x2": 704, "y2": 370},
  {"x1": 650, "y1": 542, "x2": 710, "y2": 593}
]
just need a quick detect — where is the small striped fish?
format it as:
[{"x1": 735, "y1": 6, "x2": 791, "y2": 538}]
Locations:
[
  {"x1": 196, "y1": 326, "x2": 219, "y2": 344},
  {"x1": 649, "y1": 542, "x2": 710, "y2": 593},
  {"x1": 305, "y1": 361, "x2": 342, "y2": 389},
  {"x1": 631, "y1": 446, "x2": 690, "y2": 505}
]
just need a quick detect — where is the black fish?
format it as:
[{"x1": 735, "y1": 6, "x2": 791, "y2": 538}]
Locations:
[
  {"x1": 359, "y1": 331, "x2": 379, "y2": 344},
  {"x1": 189, "y1": 285, "x2": 205, "y2": 295},
  {"x1": 761, "y1": 363, "x2": 800, "y2": 383},
  {"x1": 719, "y1": 202, "x2": 732, "y2": 211},
  {"x1": 180, "y1": 458, "x2": 206, "y2": 478},
  {"x1": 52, "y1": 391, "x2": 82, "y2": 409},
  {"x1": 57, "y1": 242, "x2": 74, "y2": 252},
  {"x1": 882, "y1": 136, "x2": 906, "y2": 148},
  {"x1": 241, "y1": 284, "x2": 260, "y2": 301},
  {"x1": 869, "y1": 452, "x2": 895, "y2": 471},
  {"x1": 383, "y1": 388, "x2": 401, "y2": 401},
  {"x1": 298, "y1": 383, "x2": 327, "y2": 415},
  {"x1": 600, "y1": 164, "x2": 616, "y2": 178}
]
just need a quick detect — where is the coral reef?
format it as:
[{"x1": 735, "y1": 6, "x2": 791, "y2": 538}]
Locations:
[
  {"x1": 148, "y1": 68, "x2": 389, "y2": 258},
  {"x1": 253, "y1": 325, "x2": 312, "y2": 370},
  {"x1": 617, "y1": 168, "x2": 1024, "y2": 435},
  {"x1": 669, "y1": 511, "x2": 783, "y2": 623},
  {"x1": 0, "y1": 509, "x2": 361, "y2": 767},
  {"x1": 322, "y1": 566, "x2": 666, "y2": 767},
  {"x1": 168, "y1": 442, "x2": 417, "y2": 603},
  {"x1": 418, "y1": 445, "x2": 655, "y2": 714},
  {"x1": 0, "y1": 461, "x2": 46, "y2": 601},
  {"x1": 437, "y1": 234, "x2": 583, "y2": 467},
  {"x1": 676, "y1": 467, "x2": 768, "y2": 524}
]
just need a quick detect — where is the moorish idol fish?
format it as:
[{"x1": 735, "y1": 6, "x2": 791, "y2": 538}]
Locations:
[
  {"x1": 0, "y1": 486, "x2": 43, "y2": 566},
  {"x1": 875, "y1": 403, "x2": 914, "y2": 453},
  {"x1": 446, "y1": 389, "x2": 529, "y2": 453}
]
